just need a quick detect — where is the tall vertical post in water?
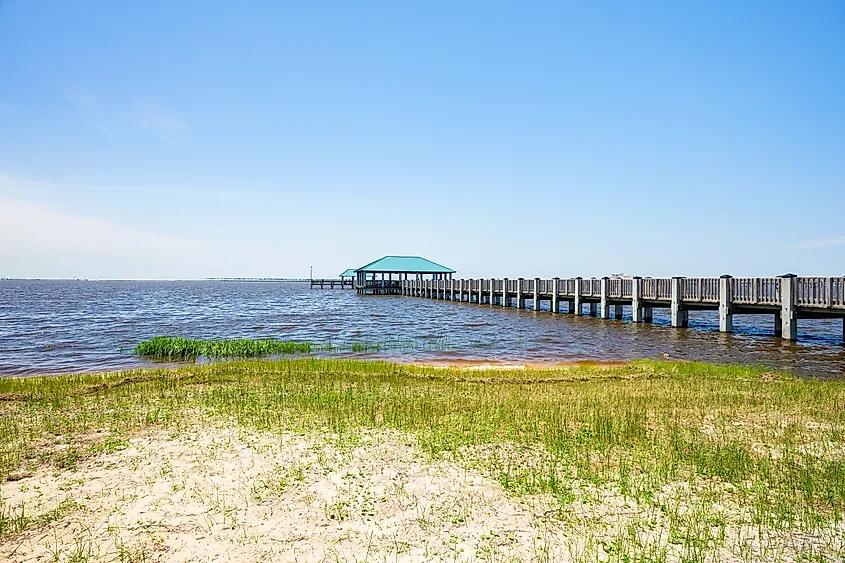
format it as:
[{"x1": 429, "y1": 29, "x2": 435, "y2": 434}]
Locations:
[
  {"x1": 779, "y1": 274, "x2": 798, "y2": 340},
  {"x1": 489, "y1": 278, "x2": 495, "y2": 306},
  {"x1": 600, "y1": 277, "x2": 610, "y2": 319},
  {"x1": 573, "y1": 277, "x2": 583, "y2": 315},
  {"x1": 671, "y1": 277, "x2": 689, "y2": 327},
  {"x1": 552, "y1": 278, "x2": 560, "y2": 313},
  {"x1": 502, "y1": 278, "x2": 509, "y2": 307},
  {"x1": 534, "y1": 277, "x2": 540, "y2": 311},
  {"x1": 516, "y1": 278, "x2": 524, "y2": 309},
  {"x1": 632, "y1": 277, "x2": 643, "y2": 322},
  {"x1": 477, "y1": 280, "x2": 483, "y2": 304},
  {"x1": 719, "y1": 275, "x2": 733, "y2": 333},
  {"x1": 467, "y1": 279, "x2": 473, "y2": 303}
]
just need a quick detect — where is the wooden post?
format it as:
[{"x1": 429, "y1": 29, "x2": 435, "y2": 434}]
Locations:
[
  {"x1": 552, "y1": 278, "x2": 560, "y2": 313},
  {"x1": 614, "y1": 304, "x2": 624, "y2": 319},
  {"x1": 468, "y1": 279, "x2": 474, "y2": 303},
  {"x1": 516, "y1": 278, "x2": 523, "y2": 309},
  {"x1": 502, "y1": 278, "x2": 509, "y2": 307},
  {"x1": 719, "y1": 275, "x2": 733, "y2": 333},
  {"x1": 477, "y1": 280, "x2": 483, "y2": 304},
  {"x1": 600, "y1": 277, "x2": 610, "y2": 319},
  {"x1": 534, "y1": 277, "x2": 540, "y2": 311},
  {"x1": 671, "y1": 277, "x2": 688, "y2": 327},
  {"x1": 573, "y1": 277, "x2": 583, "y2": 315},
  {"x1": 589, "y1": 302, "x2": 598, "y2": 317},
  {"x1": 450, "y1": 278, "x2": 455, "y2": 301},
  {"x1": 632, "y1": 277, "x2": 643, "y2": 322},
  {"x1": 489, "y1": 278, "x2": 495, "y2": 306},
  {"x1": 643, "y1": 307, "x2": 653, "y2": 323},
  {"x1": 779, "y1": 274, "x2": 798, "y2": 340}
]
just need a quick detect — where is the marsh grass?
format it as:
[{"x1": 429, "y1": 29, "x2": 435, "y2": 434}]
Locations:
[
  {"x1": 133, "y1": 336, "x2": 313, "y2": 359},
  {"x1": 1, "y1": 358, "x2": 844, "y2": 559},
  {"x1": 132, "y1": 336, "x2": 482, "y2": 360}
]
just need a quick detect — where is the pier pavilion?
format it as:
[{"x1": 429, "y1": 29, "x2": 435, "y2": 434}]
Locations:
[{"x1": 355, "y1": 256, "x2": 455, "y2": 295}]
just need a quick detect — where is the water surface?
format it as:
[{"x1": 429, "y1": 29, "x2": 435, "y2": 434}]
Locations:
[{"x1": 1, "y1": 280, "x2": 843, "y2": 377}]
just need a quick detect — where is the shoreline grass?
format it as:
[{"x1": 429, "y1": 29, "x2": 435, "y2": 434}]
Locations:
[
  {"x1": 133, "y1": 336, "x2": 314, "y2": 359},
  {"x1": 131, "y1": 335, "x2": 497, "y2": 360},
  {"x1": 1, "y1": 358, "x2": 844, "y2": 560}
]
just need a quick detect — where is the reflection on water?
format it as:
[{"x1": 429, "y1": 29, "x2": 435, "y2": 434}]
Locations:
[{"x1": 1, "y1": 280, "x2": 843, "y2": 378}]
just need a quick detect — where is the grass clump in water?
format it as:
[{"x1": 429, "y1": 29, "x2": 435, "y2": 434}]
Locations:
[{"x1": 133, "y1": 336, "x2": 312, "y2": 359}]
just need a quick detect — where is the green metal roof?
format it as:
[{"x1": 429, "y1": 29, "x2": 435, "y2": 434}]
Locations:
[
  {"x1": 355, "y1": 256, "x2": 455, "y2": 274},
  {"x1": 339, "y1": 269, "x2": 356, "y2": 277}
]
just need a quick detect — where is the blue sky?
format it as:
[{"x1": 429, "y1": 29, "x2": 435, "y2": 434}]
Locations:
[{"x1": 1, "y1": 1, "x2": 843, "y2": 279}]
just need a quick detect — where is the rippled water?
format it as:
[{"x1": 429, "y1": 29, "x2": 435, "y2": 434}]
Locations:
[{"x1": 1, "y1": 280, "x2": 843, "y2": 378}]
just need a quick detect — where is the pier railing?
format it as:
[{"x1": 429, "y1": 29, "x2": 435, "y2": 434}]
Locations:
[
  {"x1": 402, "y1": 276, "x2": 845, "y2": 309},
  {"x1": 641, "y1": 278, "x2": 672, "y2": 300},
  {"x1": 732, "y1": 277, "x2": 781, "y2": 305},
  {"x1": 797, "y1": 277, "x2": 845, "y2": 308},
  {"x1": 682, "y1": 278, "x2": 719, "y2": 303}
]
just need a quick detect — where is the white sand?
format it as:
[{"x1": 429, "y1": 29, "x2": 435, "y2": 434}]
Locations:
[
  {"x1": 2, "y1": 425, "x2": 842, "y2": 562},
  {"x1": 1, "y1": 426, "x2": 566, "y2": 562}
]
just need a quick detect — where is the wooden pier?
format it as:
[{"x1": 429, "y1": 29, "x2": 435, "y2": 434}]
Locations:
[
  {"x1": 377, "y1": 275, "x2": 845, "y2": 342},
  {"x1": 310, "y1": 278, "x2": 353, "y2": 289}
]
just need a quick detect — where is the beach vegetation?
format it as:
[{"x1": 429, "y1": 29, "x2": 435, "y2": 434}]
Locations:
[{"x1": 1, "y1": 358, "x2": 844, "y2": 560}]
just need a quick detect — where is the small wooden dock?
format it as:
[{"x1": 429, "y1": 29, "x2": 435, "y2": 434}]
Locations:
[
  {"x1": 377, "y1": 275, "x2": 845, "y2": 342},
  {"x1": 310, "y1": 278, "x2": 353, "y2": 289}
]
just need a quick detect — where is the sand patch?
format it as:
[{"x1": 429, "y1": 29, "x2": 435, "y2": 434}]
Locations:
[
  {"x1": 2, "y1": 425, "x2": 843, "y2": 562},
  {"x1": 0, "y1": 426, "x2": 565, "y2": 562}
]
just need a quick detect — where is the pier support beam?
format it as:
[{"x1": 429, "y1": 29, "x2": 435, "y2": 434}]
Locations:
[
  {"x1": 589, "y1": 303, "x2": 598, "y2": 317},
  {"x1": 719, "y1": 275, "x2": 733, "y2": 333},
  {"x1": 774, "y1": 311, "x2": 782, "y2": 337},
  {"x1": 779, "y1": 274, "x2": 798, "y2": 340},
  {"x1": 614, "y1": 304, "x2": 624, "y2": 319},
  {"x1": 489, "y1": 278, "x2": 495, "y2": 306},
  {"x1": 516, "y1": 278, "x2": 524, "y2": 309},
  {"x1": 643, "y1": 307, "x2": 653, "y2": 323},
  {"x1": 671, "y1": 277, "x2": 688, "y2": 328},
  {"x1": 600, "y1": 277, "x2": 610, "y2": 319},
  {"x1": 477, "y1": 281, "x2": 482, "y2": 304},
  {"x1": 502, "y1": 278, "x2": 509, "y2": 307},
  {"x1": 632, "y1": 277, "x2": 643, "y2": 322},
  {"x1": 450, "y1": 279, "x2": 455, "y2": 301},
  {"x1": 467, "y1": 279, "x2": 473, "y2": 303},
  {"x1": 534, "y1": 277, "x2": 540, "y2": 311},
  {"x1": 552, "y1": 278, "x2": 560, "y2": 313},
  {"x1": 574, "y1": 277, "x2": 583, "y2": 316}
]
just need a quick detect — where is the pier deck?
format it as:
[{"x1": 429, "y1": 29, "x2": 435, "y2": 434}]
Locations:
[{"x1": 376, "y1": 276, "x2": 845, "y2": 342}]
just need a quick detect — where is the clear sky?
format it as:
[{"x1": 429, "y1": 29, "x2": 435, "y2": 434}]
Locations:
[{"x1": 1, "y1": 1, "x2": 843, "y2": 280}]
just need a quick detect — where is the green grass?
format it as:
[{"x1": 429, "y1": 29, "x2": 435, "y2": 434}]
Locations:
[
  {"x1": 131, "y1": 336, "x2": 467, "y2": 360},
  {"x1": 133, "y1": 336, "x2": 313, "y2": 359},
  {"x1": 1, "y1": 358, "x2": 844, "y2": 559}
]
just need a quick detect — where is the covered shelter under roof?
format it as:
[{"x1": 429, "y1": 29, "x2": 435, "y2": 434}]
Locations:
[{"x1": 354, "y1": 256, "x2": 455, "y2": 295}]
